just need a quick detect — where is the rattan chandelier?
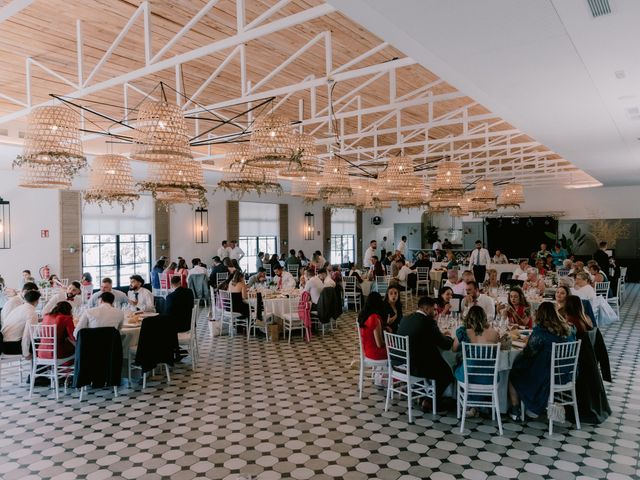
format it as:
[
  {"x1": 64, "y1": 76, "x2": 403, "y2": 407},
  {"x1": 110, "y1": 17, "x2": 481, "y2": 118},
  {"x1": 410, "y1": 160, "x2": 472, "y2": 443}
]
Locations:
[
  {"x1": 84, "y1": 154, "x2": 140, "y2": 209},
  {"x1": 247, "y1": 113, "x2": 294, "y2": 168},
  {"x1": 471, "y1": 179, "x2": 496, "y2": 201},
  {"x1": 497, "y1": 183, "x2": 525, "y2": 208},
  {"x1": 131, "y1": 101, "x2": 192, "y2": 162},
  {"x1": 140, "y1": 158, "x2": 206, "y2": 207},
  {"x1": 217, "y1": 160, "x2": 283, "y2": 197},
  {"x1": 279, "y1": 132, "x2": 319, "y2": 178},
  {"x1": 432, "y1": 161, "x2": 464, "y2": 194},
  {"x1": 15, "y1": 105, "x2": 87, "y2": 187},
  {"x1": 318, "y1": 156, "x2": 352, "y2": 197}
]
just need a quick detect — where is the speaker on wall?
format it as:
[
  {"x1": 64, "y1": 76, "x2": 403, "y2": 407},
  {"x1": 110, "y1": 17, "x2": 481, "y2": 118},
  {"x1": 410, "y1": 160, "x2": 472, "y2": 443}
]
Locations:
[{"x1": 371, "y1": 216, "x2": 382, "y2": 225}]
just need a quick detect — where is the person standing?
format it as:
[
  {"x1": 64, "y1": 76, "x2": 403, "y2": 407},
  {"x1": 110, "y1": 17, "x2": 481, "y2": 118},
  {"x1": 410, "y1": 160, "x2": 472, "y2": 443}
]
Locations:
[
  {"x1": 217, "y1": 240, "x2": 230, "y2": 260},
  {"x1": 432, "y1": 238, "x2": 443, "y2": 251},
  {"x1": 593, "y1": 241, "x2": 609, "y2": 274},
  {"x1": 397, "y1": 236, "x2": 407, "y2": 257},
  {"x1": 228, "y1": 240, "x2": 245, "y2": 262},
  {"x1": 164, "y1": 276, "x2": 195, "y2": 333},
  {"x1": 468, "y1": 240, "x2": 490, "y2": 283},
  {"x1": 364, "y1": 240, "x2": 377, "y2": 268},
  {"x1": 380, "y1": 236, "x2": 388, "y2": 260}
]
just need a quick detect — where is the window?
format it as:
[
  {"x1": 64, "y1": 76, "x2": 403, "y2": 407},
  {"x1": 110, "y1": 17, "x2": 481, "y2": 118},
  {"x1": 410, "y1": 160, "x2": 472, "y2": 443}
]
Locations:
[
  {"x1": 330, "y1": 234, "x2": 355, "y2": 265},
  {"x1": 331, "y1": 208, "x2": 356, "y2": 265},
  {"x1": 238, "y1": 236, "x2": 278, "y2": 273},
  {"x1": 82, "y1": 234, "x2": 151, "y2": 288},
  {"x1": 239, "y1": 202, "x2": 280, "y2": 273}
]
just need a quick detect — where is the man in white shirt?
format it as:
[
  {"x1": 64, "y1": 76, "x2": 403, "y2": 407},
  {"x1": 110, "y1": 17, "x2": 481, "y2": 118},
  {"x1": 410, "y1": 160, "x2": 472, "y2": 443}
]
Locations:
[
  {"x1": 523, "y1": 268, "x2": 545, "y2": 296},
  {"x1": 492, "y1": 249, "x2": 509, "y2": 264},
  {"x1": 273, "y1": 265, "x2": 296, "y2": 290},
  {"x1": 303, "y1": 270, "x2": 325, "y2": 305},
  {"x1": 127, "y1": 275, "x2": 156, "y2": 312},
  {"x1": 397, "y1": 236, "x2": 407, "y2": 257},
  {"x1": 228, "y1": 240, "x2": 245, "y2": 262},
  {"x1": 444, "y1": 269, "x2": 466, "y2": 296},
  {"x1": 468, "y1": 240, "x2": 491, "y2": 283},
  {"x1": 513, "y1": 259, "x2": 530, "y2": 281},
  {"x1": 363, "y1": 240, "x2": 377, "y2": 268},
  {"x1": 90, "y1": 277, "x2": 128, "y2": 308},
  {"x1": 74, "y1": 291, "x2": 124, "y2": 338},
  {"x1": 217, "y1": 240, "x2": 230, "y2": 259},
  {"x1": 396, "y1": 262, "x2": 414, "y2": 290},
  {"x1": 432, "y1": 238, "x2": 443, "y2": 251},
  {"x1": 462, "y1": 280, "x2": 495, "y2": 320},
  {"x1": 0, "y1": 290, "x2": 41, "y2": 355},
  {"x1": 42, "y1": 281, "x2": 83, "y2": 315},
  {"x1": 321, "y1": 268, "x2": 336, "y2": 288},
  {"x1": 188, "y1": 258, "x2": 208, "y2": 277},
  {"x1": 1, "y1": 282, "x2": 39, "y2": 322}
]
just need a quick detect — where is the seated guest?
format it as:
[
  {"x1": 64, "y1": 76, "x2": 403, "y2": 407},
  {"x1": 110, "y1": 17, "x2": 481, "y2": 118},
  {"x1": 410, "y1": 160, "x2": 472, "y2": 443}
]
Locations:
[
  {"x1": 127, "y1": 275, "x2": 155, "y2": 312},
  {"x1": 273, "y1": 265, "x2": 296, "y2": 290},
  {"x1": 90, "y1": 277, "x2": 128, "y2": 308},
  {"x1": 544, "y1": 255, "x2": 556, "y2": 272},
  {"x1": 381, "y1": 251, "x2": 394, "y2": 268},
  {"x1": 1, "y1": 282, "x2": 38, "y2": 322},
  {"x1": 572, "y1": 272, "x2": 597, "y2": 307},
  {"x1": 256, "y1": 252, "x2": 265, "y2": 273},
  {"x1": 367, "y1": 256, "x2": 385, "y2": 280},
  {"x1": 492, "y1": 249, "x2": 509, "y2": 264},
  {"x1": 19, "y1": 269, "x2": 32, "y2": 288},
  {"x1": 330, "y1": 265, "x2": 343, "y2": 284},
  {"x1": 208, "y1": 256, "x2": 229, "y2": 287},
  {"x1": 444, "y1": 269, "x2": 466, "y2": 296},
  {"x1": 320, "y1": 268, "x2": 336, "y2": 288},
  {"x1": 554, "y1": 285, "x2": 571, "y2": 315},
  {"x1": 587, "y1": 262, "x2": 606, "y2": 284},
  {"x1": 297, "y1": 250, "x2": 309, "y2": 266},
  {"x1": 436, "y1": 287, "x2": 454, "y2": 316},
  {"x1": 411, "y1": 251, "x2": 432, "y2": 270},
  {"x1": 523, "y1": 268, "x2": 545, "y2": 296},
  {"x1": 452, "y1": 306, "x2": 500, "y2": 399},
  {"x1": 188, "y1": 258, "x2": 207, "y2": 277},
  {"x1": 563, "y1": 294, "x2": 593, "y2": 334},
  {"x1": 551, "y1": 243, "x2": 568, "y2": 267},
  {"x1": 498, "y1": 286, "x2": 532, "y2": 328},
  {"x1": 0, "y1": 290, "x2": 41, "y2": 355},
  {"x1": 513, "y1": 259, "x2": 529, "y2": 281},
  {"x1": 164, "y1": 275, "x2": 195, "y2": 333},
  {"x1": 482, "y1": 268, "x2": 500, "y2": 295},
  {"x1": 397, "y1": 297, "x2": 454, "y2": 409},
  {"x1": 395, "y1": 259, "x2": 414, "y2": 291},
  {"x1": 462, "y1": 280, "x2": 495, "y2": 321},
  {"x1": 268, "y1": 253, "x2": 281, "y2": 273},
  {"x1": 303, "y1": 269, "x2": 325, "y2": 308},
  {"x1": 43, "y1": 281, "x2": 83, "y2": 315},
  {"x1": 312, "y1": 251, "x2": 325, "y2": 269},
  {"x1": 48, "y1": 274, "x2": 64, "y2": 289},
  {"x1": 461, "y1": 270, "x2": 476, "y2": 284},
  {"x1": 73, "y1": 291, "x2": 124, "y2": 338},
  {"x1": 382, "y1": 285, "x2": 403, "y2": 333},
  {"x1": 151, "y1": 259, "x2": 166, "y2": 290},
  {"x1": 165, "y1": 261, "x2": 177, "y2": 278},
  {"x1": 227, "y1": 270, "x2": 249, "y2": 319},
  {"x1": 176, "y1": 259, "x2": 189, "y2": 287},
  {"x1": 37, "y1": 301, "x2": 76, "y2": 361},
  {"x1": 346, "y1": 263, "x2": 364, "y2": 283},
  {"x1": 534, "y1": 258, "x2": 547, "y2": 276},
  {"x1": 284, "y1": 249, "x2": 300, "y2": 269},
  {"x1": 445, "y1": 250, "x2": 457, "y2": 269},
  {"x1": 357, "y1": 292, "x2": 386, "y2": 360},
  {"x1": 508, "y1": 302, "x2": 576, "y2": 421},
  {"x1": 247, "y1": 268, "x2": 268, "y2": 289}
]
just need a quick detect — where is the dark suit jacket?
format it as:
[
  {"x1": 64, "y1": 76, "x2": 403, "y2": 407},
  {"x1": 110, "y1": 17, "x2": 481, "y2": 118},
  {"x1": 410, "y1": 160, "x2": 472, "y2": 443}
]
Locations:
[
  {"x1": 397, "y1": 311, "x2": 454, "y2": 381},
  {"x1": 208, "y1": 264, "x2": 229, "y2": 287},
  {"x1": 593, "y1": 249, "x2": 609, "y2": 274},
  {"x1": 411, "y1": 259, "x2": 433, "y2": 270},
  {"x1": 164, "y1": 287, "x2": 195, "y2": 332},
  {"x1": 73, "y1": 327, "x2": 122, "y2": 389}
]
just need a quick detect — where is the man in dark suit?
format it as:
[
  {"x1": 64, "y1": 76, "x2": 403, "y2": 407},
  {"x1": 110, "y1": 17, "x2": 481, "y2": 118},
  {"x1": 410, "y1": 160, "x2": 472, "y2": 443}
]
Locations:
[
  {"x1": 593, "y1": 241, "x2": 609, "y2": 274},
  {"x1": 208, "y1": 256, "x2": 229, "y2": 288},
  {"x1": 397, "y1": 296, "x2": 454, "y2": 408},
  {"x1": 165, "y1": 275, "x2": 195, "y2": 333}
]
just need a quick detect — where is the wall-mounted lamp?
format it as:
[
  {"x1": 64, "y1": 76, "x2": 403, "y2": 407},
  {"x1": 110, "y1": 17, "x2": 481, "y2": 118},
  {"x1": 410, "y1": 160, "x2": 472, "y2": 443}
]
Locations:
[
  {"x1": 195, "y1": 207, "x2": 209, "y2": 243},
  {"x1": 0, "y1": 198, "x2": 10, "y2": 249},
  {"x1": 304, "y1": 212, "x2": 315, "y2": 240}
]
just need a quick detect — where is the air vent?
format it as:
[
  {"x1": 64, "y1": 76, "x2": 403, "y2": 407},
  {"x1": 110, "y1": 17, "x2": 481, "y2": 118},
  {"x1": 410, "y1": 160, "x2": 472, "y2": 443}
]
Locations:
[{"x1": 587, "y1": 0, "x2": 611, "y2": 17}]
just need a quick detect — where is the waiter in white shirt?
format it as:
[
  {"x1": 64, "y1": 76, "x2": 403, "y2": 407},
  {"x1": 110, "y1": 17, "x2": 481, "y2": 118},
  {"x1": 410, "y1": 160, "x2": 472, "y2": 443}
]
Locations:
[
  {"x1": 228, "y1": 240, "x2": 245, "y2": 261},
  {"x1": 74, "y1": 291, "x2": 125, "y2": 338},
  {"x1": 397, "y1": 236, "x2": 407, "y2": 257},
  {"x1": 363, "y1": 240, "x2": 377, "y2": 268},
  {"x1": 217, "y1": 240, "x2": 230, "y2": 259},
  {"x1": 432, "y1": 238, "x2": 443, "y2": 251},
  {"x1": 127, "y1": 275, "x2": 156, "y2": 312},
  {"x1": 468, "y1": 240, "x2": 491, "y2": 283}
]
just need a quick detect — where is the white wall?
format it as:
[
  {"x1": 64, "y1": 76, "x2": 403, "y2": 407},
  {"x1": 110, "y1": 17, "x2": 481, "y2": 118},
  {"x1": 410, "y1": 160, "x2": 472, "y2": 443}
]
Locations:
[{"x1": 0, "y1": 167, "x2": 61, "y2": 288}]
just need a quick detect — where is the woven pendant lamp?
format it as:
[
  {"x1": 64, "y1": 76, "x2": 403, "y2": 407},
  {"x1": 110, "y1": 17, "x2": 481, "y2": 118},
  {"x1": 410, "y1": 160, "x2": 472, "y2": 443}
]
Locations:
[
  {"x1": 84, "y1": 154, "x2": 140, "y2": 209},
  {"x1": 471, "y1": 179, "x2": 496, "y2": 201},
  {"x1": 318, "y1": 156, "x2": 352, "y2": 197},
  {"x1": 279, "y1": 132, "x2": 319, "y2": 178},
  {"x1": 247, "y1": 113, "x2": 294, "y2": 168},
  {"x1": 497, "y1": 183, "x2": 525, "y2": 208},
  {"x1": 16, "y1": 105, "x2": 86, "y2": 186},
  {"x1": 217, "y1": 161, "x2": 283, "y2": 197},
  {"x1": 18, "y1": 163, "x2": 72, "y2": 189},
  {"x1": 290, "y1": 177, "x2": 320, "y2": 201},
  {"x1": 131, "y1": 101, "x2": 192, "y2": 162},
  {"x1": 379, "y1": 156, "x2": 414, "y2": 185},
  {"x1": 398, "y1": 177, "x2": 430, "y2": 210},
  {"x1": 432, "y1": 161, "x2": 464, "y2": 194},
  {"x1": 141, "y1": 158, "x2": 206, "y2": 207}
]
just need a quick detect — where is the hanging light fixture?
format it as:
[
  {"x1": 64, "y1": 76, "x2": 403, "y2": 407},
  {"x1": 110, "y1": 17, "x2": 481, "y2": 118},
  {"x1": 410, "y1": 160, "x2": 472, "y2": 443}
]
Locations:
[
  {"x1": 432, "y1": 161, "x2": 464, "y2": 195},
  {"x1": 0, "y1": 198, "x2": 10, "y2": 249},
  {"x1": 15, "y1": 105, "x2": 86, "y2": 188},
  {"x1": 247, "y1": 113, "x2": 294, "y2": 168},
  {"x1": 194, "y1": 207, "x2": 209, "y2": 243},
  {"x1": 131, "y1": 101, "x2": 192, "y2": 162},
  {"x1": 140, "y1": 158, "x2": 207, "y2": 207},
  {"x1": 217, "y1": 160, "x2": 283, "y2": 197},
  {"x1": 279, "y1": 132, "x2": 319, "y2": 178},
  {"x1": 398, "y1": 177, "x2": 430, "y2": 210},
  {"x1": 497, "y1": 183, "x2": 525, "y2": 208},
  {"x1": 84, "y1": 154, "x2": 140, "y2": 209},
  {"x1": 304, "y1": 212, "x2": 315, "y2": 240},
  {"x1": 318, "y1": 156, "x2": 352, "y2": 197},
  {"x1": 471, "y1": 179, "x2": 496, "y2": 201}
]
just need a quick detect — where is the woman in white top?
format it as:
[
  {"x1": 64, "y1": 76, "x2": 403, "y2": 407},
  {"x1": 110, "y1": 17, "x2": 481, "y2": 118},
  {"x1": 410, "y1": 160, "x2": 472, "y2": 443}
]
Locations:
[{"x1": 571, "y1": 272, "x2": 596, "y2": 304}]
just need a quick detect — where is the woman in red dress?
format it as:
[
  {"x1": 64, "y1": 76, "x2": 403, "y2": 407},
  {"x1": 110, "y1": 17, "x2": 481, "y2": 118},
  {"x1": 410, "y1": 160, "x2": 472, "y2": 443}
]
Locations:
[
  {"x1": 357, "y1": 292, "x2": 386, "y2": 360},
  {"x1": 39, "y1": 301, "x2": 76, "y2": 361}
]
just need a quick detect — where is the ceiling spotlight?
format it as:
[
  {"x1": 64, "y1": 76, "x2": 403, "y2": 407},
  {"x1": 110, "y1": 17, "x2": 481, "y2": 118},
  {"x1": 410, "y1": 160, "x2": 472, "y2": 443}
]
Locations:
[{"x1": 511, "y1": 216, "x2": 520, "y2": 225}]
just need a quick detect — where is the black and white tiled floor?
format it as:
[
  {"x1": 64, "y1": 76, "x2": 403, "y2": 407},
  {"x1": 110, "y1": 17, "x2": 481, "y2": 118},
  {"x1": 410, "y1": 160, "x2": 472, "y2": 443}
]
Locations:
[{"x1": 0, "y1": 286, "x2": 638, "y2": 479}]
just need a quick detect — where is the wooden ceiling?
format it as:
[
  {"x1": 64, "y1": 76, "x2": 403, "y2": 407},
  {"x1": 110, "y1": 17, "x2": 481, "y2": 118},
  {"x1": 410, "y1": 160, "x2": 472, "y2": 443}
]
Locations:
[{"x1": 0, "y1": 0, "x2": 597, "y2": 187}]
